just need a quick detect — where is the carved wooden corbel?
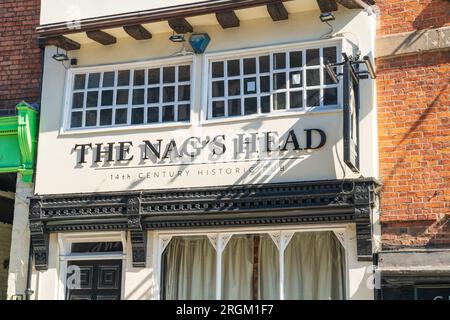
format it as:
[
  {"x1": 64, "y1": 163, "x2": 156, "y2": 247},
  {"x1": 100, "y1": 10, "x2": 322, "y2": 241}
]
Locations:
[{"x1": 127, "y1": 196, "x2": 146, "y2": 268}]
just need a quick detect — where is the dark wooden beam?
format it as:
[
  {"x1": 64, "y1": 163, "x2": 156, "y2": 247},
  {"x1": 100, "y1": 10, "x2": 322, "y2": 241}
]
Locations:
[
  {"x1": 266, "y1": 1, "x2": 288, "y2": 21},
  {"x1": 86, "y1": 30, "x2": 117, "y2": 45},
  {"x1": 215, "y1": 11, "x2": 240, "y2": 29},
  {"x1": 168, "y1": 18, "x2": 193, "y2": 34},
  {"x1": 316, "y1": 0, "x2": 338, "y2": 12},
  {"x1": 336, "y1": 0, "x2": 363, "y2": 9},
  {"x1": 123, "y1": 24, "x2": 152, "y2": 40},
  {"x1": 45, "y1": 35, "x2": 81, "y2": 51},
  {"x1": 37, "y1": 1, "x2": 298, "y2": 38}
]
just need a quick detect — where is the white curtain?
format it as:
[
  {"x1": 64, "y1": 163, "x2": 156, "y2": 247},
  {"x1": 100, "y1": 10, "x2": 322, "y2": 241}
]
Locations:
[
  {"x1": 222, "y1": 234, "x2": 279, "y2": 300},
  {"x1": 163, "y1": 236, "x2": 216, "y2": 300},
  {"x1": 284, "y1": 231, "x2": 346, "y2": 300}
]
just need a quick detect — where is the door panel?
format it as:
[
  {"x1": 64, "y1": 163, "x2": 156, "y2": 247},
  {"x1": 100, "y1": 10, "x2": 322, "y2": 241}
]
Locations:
[{"x1": 66, "y1": 260, "x2": 122, "y2": 300}]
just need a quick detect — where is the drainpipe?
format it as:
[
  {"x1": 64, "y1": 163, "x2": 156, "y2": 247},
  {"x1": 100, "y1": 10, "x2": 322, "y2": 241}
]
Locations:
[
  {"x1": 24, "y1": 241, "x2": 34, "y2": 300},
  {"x1": 23, "y1": 40, "x2": 46, "y2": 301}
]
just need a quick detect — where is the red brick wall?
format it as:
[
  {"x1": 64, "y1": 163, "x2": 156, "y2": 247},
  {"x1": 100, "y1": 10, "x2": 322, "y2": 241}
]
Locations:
[
  {"x1": 0, "y1": 0, "x2": 41, "y2": 111},
  {"x1": 377, "y1": 0, "x2": 450, "y2": 249},
  {"x1": 377, "y1": 0, "x2": 450, "y2": 36}
]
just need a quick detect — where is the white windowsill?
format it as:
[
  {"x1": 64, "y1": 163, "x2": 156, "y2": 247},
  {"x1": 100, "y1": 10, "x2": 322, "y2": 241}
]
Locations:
[
  {"x1": 58, "y1": 121, "x2": 192, "y2": 137},
  {"x1": 200, "y1": 106, "x2": 342, "y2": 126}
]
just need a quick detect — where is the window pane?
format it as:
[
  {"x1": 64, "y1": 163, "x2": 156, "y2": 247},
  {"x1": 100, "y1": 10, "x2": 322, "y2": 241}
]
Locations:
[
  {"x1": 306, "y1": 69, "x2": 320, "y2": 86},
  {"x1": 243, "y1": 58, "x2": 256, "y2": 75},
  {"x1": 273, "y1": 73, "x2": 286, "y2": 90},
  {"x1": 115, "y1": 108, "x2": 128, "y2": 124},
  {"x1": 323, "y1": 47, "x2": 337, "y2": 64},
  {"x1": 324, "y1": 88, "x2": 338, "y2": 105},
  {"x1": 132, "y1": 89, "x2": 145, "y2": 105},
  {"x1": 74, "y1": 74, "x2": 86, "y2": 90},
  {"x1": 148, "y1": 68, "x2": 160, "y2": 84},
  {"x1": 290, "y1": 51, "x2": 302, "y2": 68},
  {"x1": 163, "y1": 86, "x2": 175, "y2": 102},
  {"x1": 261, "y1": 96, "x2": 270, "y2": 113},
  {"x1": 147, "y1": 107, "x2": 159, "y2": 123},
  {"x1": 244, "y1": 78, "x2": 257, "y2": 94},
  {"x1": 212, "y1": 101, "x2": 225, "y2": 118},
  {"x1": 85, "y1": 110, "x2": 97, "y2": 126},
  {"x1": 102, "y1": 71, "x2": 115, "y2": 87},
  {"x1": 116, "y1": 89, "x2": 129, "y2": 105},
  {"x1": 87, "y1": 73, "x2": 100, "y2": 88},
  {"x1": 163, "y1": 67, "x2": 175, "y2": 83},
  {"x1": 86, "y1": 91, "x2": 98, "y2": 108},
  {"x1": 178, "y1": 85, "x2": 190, "y2": 101},
  {"x1": 222, "y1": 234, "x2": 279, "y2": 300},
  {"x1": 72, "y1": 92, "x2": 84, "y2": 109},
  {"x1": 101, "y1": 90, "x2": 113, "y2": 106},
  {"x1": 290, "y1": 91, "x2": 303, "y2": 109},
  {"x1": 260, "y1": 76, "x2": 270, "y2": 93},
  {"x1": 212, "y1": 81, "x2": 224, "y2": 98},
  {"x1": 228, "y1": 79, "x2": 240, "y2": 96},
  {"x1": 228, "y1": 99, "x2": 241, "y2": 116},
  {"x1": 162, "y1": 105, "x2": 174, "y2": 122},
  {"x1": 324, "y1": 67, "x2": 338, "y2": 85},
  {"x1": 273, "y1": 92, "x2": 286, "y2": 110},
  {"x1": 212, "y1": 62, "x2": 224, "y2": 78},
  {"x1": 71, "y1": 112, "x2": 82, "y2": 128},
  {"x1": 244, "y1": 97, "x2": 257, "y2": 115},
  {"x1": 274, "y1": 52, "x2": 286, "y2": 69},
  {"x1": 306, "y1": 49, "x2": 320, "y2": 66},
  {"x1": 100, "y1": 109, "x2": 112, "y2": 126},
  {"x1": 290, "y1": 71, "x2": 302, "y2": 88},
  {"x1": 131, "y1": 108, "x2": 144, "y2": 125},
  {"x1": 227, "y1": 60, "x2": 240, "y2": 77},
  {"x1": 118, "y1": 70, "x2": 130, "y2": 86},
  {"x1": 178, "y1": 104, "x2": 190, "y2": 121},
  {"x1": 179, "y1": 65, "x2": 190, "y2": 82},
  {"x1": 133, "y1": 69, "x2": 145, "y2": 86},
  {"x1": 147, "y1": 87, "x2": 160, "y2": 104},
  {"x1": 307, "y1": 89, "x2": 320, "y2": 107},
  {"x1": 259, "y1": 55, "x2": 270, "y2": 73},
  {"x1": 163, "y1": 236, "x2": 216, "y2": 300},
  {"x1": 284, "y1": 232, "x2": 345, "y2": 300}
]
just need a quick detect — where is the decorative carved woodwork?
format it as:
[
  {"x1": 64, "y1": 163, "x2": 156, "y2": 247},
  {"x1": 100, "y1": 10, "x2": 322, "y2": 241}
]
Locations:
[{"x1": 28, "y1": 178, "x2": 379, "y2": 269}]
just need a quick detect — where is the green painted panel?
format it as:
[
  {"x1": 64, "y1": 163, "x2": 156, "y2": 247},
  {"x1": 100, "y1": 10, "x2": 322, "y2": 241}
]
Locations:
[{"x1": 0, "y1": 101, "x2": 39, "y2": 183}]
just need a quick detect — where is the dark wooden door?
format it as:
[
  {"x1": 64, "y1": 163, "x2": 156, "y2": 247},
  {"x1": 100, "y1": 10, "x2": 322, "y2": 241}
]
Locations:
[{"x1": 66, "y1": 260, "x2": 122, "y2": 300}]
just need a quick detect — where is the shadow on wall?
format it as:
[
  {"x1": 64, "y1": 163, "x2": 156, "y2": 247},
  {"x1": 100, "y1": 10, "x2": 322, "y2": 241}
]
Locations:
[
  {"x1": 412, "y1": 0, "x2": 450, "y2": 30},
  {"x1": 386, "y1": 86, "x2": 446, "y2": 181}
]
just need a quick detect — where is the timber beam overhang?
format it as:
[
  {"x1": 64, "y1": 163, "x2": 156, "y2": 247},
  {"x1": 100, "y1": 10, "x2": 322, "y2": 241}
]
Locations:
[
  {"x1": 37, "y1": 0, "x2": 375, "y2": 50},
  {"x1": 29, "y1": 178, "x2": 380, "y2": 269}
]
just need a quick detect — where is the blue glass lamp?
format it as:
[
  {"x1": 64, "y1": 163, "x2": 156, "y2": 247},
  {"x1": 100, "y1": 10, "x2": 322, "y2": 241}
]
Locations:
[{"x1": 189, "y1": 33, "x2": 211, "y2": 54}]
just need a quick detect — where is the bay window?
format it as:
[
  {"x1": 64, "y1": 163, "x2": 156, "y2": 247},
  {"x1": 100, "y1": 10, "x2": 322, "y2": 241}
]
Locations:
[
  {"x1": 207, "y1": 43, "x2": 340, "y2": 120},
  {"x1": 161, "y1": 230, "x2": 346, "y2": 300},
  {"x1": 68, "y1": 60, "x2": 192, "y2": 129}
]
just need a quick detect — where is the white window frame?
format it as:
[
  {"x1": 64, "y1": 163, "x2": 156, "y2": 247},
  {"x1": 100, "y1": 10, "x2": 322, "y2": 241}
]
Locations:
[
  {"x1": 201, "y1": 38, "x2": 344, "y2": 124},
  {"x1": 155, "y1": 224, "x2": 349, "y2": 300},
  {"x1": 56, "y1": 231, "x2": 127, "y2": 300},
  {"x1": 60, "y1": 56, "x2": 195, "y2": 135}
]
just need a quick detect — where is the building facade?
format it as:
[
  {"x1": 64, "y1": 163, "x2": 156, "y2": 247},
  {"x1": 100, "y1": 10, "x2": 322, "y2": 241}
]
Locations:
[
  {"x1": 8, "y1": 0, "x2": 449, "y2": 301},
  {"x1": 23, "y1": 0, "x2": 382, "y2": 300},
  {"x1": 0, "y1": 0, "x2": 41, "y2": 300}
]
